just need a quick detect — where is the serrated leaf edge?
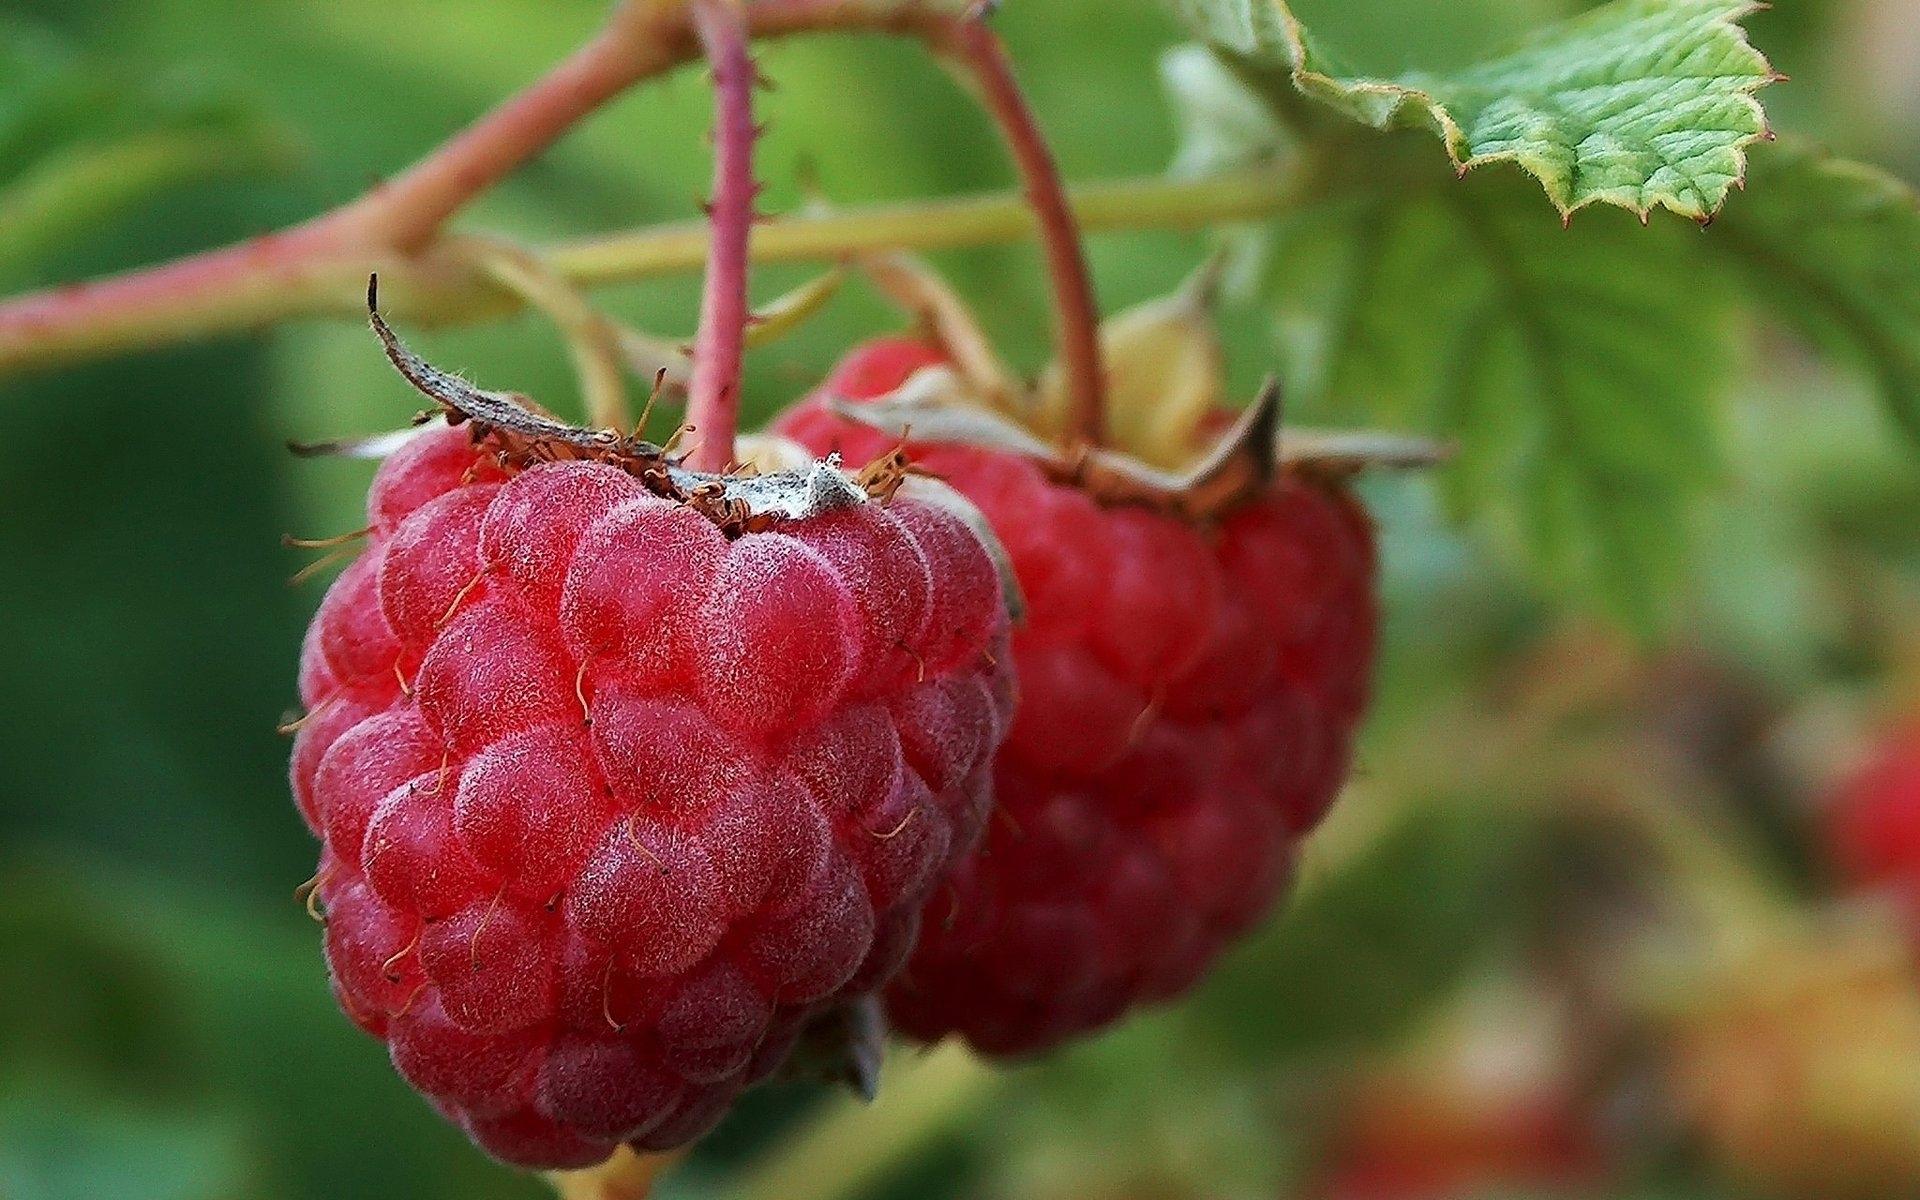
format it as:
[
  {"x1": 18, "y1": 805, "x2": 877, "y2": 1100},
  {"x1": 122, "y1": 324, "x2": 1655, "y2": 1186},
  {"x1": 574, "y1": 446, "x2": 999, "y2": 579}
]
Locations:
[{"x1": 1234, "y1": 0, "x2": 1780, "y2": 223}]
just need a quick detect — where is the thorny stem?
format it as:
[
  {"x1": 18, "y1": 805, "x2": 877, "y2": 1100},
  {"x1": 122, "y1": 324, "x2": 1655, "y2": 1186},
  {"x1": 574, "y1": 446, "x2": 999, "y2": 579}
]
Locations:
[
  {"x1": 0, "y1": 0, "x2": 1290, "y2": 397},
  {"x1": 0, "y1": 169, "x2": 1294, "y2": 379},
  {"x1": 933, "y1": 13, "x2": 1108, "y2": 449},
  {"x1": 0, "y1": 0, "x2": 1285, "y2": 387},
  {"x1": 685, "y1": 0, "x2": 759, "y2": 473}
]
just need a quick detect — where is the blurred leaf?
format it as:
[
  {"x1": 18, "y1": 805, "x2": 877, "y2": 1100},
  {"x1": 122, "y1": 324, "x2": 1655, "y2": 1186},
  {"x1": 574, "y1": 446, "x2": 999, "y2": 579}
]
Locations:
[
  {"x1": 1712, "y1": 138, "x2": 1920, "y2": 445},
  {"x1": 1168, "y1": 0, "x2": 1776, "y2": 220},
  {"x1": 1159, "y1": 2, "x2": 1812, "y2": 626},
  {"x1": 0, "y1": 856, "x2": 541, "y2": 1200},
  {"x1": 1164, "y1": 42, "x2": 1292, "y2": 178},
  {"x1": 0, "y1": 17, "x2": 298, "y2": 280},
  {"x1": 1196, "y1": 796, "x2": 1535, "y2": 1065},
  {"x1": 0, "y1": 1086, "x2": 253, "y2": 1200},
  {"x1": 1261, "y1": 173, "x2": 1734, "y2": 628}
]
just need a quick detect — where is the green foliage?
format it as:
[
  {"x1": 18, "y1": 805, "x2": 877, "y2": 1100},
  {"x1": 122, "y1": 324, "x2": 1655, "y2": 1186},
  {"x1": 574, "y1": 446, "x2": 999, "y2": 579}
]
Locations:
[
  {"x1": 1711, "y1": 138, "x2": 1920, "y2": 444},
  {"x1": 0, "y1": 1089, "x2": 252, "y2": 1200},
  {"x1": 1165, "y1": 0, "x2": 1920, "y2": 626},
  {"x1": 1168, "y1": 0, "x2": 1776, "y2": 219},
  {"x1": 1259, "y1": 175, "x2": 1734, "y2": 627},
  {"x1": 5, "y1": 3, "x2": 1920, "y2": 1199},
  {"x1": 0, "y1": 17, "x2": 296, "y2": 283},
  {"x1": 1194, "y1": 795, "x2": 1535, "y2": 1064}
]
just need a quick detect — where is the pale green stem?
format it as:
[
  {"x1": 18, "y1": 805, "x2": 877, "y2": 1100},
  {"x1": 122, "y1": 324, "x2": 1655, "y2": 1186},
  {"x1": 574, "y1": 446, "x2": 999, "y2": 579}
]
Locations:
[
  {"x1": 0, "y1": 167, "x2": 1301, "y2": 381},
  {"x1": 0, "y1": 130, "x2": 289, "y2": 280},
  {"x1": 730, "y1": 1044, "x2": 1002, "y2": 1200}
]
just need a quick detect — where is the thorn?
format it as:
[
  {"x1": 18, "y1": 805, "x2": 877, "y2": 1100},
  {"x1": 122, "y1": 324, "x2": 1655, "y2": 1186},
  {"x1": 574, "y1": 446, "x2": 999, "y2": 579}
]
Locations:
[
  {"x1": 1638, "y1": 209, "x2": 1651, "y2": 228},
  {"x1": 1560, "y1": 210, "x2": 1574, "y2": 231}
]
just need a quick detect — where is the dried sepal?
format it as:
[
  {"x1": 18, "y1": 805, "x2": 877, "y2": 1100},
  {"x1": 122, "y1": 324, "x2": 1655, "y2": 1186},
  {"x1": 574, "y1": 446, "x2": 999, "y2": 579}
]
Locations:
[
  {"x1": 745, "y1": 268, "x2": 846, "y2": 349},
  {"x1": 774, "y1": 997, "x2": 889, "y2": 1102},
  {"x1": 1279, "y1": 428, "x2": 1454, "y2": 477},
  {"x1": 358, "y1": 279, "x2": 910, "y2": 535},
  {"x1": 370, "y1": 277, "x2": 646, "y2": 457},
  {"x1": 288, "y1": 423, "x2": 439, "y2": 460},
  {"x1": 857, "y1": 254, "x2": 1021, "y2": 410},
  {"x1": 1036, "y1": 254, "x2": 1229, "y2": 469},
  {"x1": 1072, "y1": 377, "x2": 1280, "y2": 519},
  {"x1": 826, "y1": 366, "x2": 1059, "y2": 460}
]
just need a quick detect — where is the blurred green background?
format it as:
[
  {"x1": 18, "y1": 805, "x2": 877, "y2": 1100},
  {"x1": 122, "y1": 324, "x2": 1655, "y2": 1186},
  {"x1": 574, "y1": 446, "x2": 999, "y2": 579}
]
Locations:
[{"x1": 5, "y1": 1, "x2": 1920, "y2": 1198}]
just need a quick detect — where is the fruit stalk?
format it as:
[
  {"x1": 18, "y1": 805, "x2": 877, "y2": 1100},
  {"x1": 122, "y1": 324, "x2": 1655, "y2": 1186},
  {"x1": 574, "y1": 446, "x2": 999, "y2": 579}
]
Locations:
[
  {"x1": 319, "y1": 5, "x2": 682, "y2": 253},
  {"x1": 932, "y1": 12, "x2": 1108, "y2": 449},
  {"x1": 685, "y1": 0, "x2": 759, "y2": 473},
  {"x1": 0, "y1": 169, "x2": 1296, "y2": 380}
]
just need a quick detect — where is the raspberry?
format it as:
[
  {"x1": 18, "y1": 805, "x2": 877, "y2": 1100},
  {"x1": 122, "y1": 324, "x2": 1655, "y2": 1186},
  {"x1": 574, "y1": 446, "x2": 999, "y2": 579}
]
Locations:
[
  {"x1": 1827, "y1": 723, "x2": 1920, "y2": 920},
  {"x1": 777, "y1": 337, "x2": 1377, "y2": 1055},
  {"x1": 290, "y1": 424, "x2": 1012, "y2": 1168}
]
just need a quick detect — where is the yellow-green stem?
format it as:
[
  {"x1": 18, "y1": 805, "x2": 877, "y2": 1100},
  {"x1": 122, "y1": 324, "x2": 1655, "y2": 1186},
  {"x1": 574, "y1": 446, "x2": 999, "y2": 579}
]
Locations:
[
  {"x1": 0, "y1": 167, "x2": 1299, "y2": 381},
  {"x1": 730, "y1": 1044, "x2": 1001, "y2": 1200}
]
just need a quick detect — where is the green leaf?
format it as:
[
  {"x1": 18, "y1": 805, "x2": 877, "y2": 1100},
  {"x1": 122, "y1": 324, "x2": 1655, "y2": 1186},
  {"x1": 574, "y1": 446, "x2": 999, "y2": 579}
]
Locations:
[
  {"x1": 0, "y1": 1087, "x2": 252, "y2": 1200},
  {"x1": 0, "y1": 19, "x2": 299, "y2": 280},
  {"x1": 1710, "y1": 138, "x2": 1920, "y2": 445},
  {"x1": 1169, "y1": 0, "x2": 1778, "y2": 220},
  {"x1": 1193, "y1": 796, "x2": 1534, "y2": 1065},
  {"x1": 1261, "y1": 173, "x2": 1734, "y2": 627}
]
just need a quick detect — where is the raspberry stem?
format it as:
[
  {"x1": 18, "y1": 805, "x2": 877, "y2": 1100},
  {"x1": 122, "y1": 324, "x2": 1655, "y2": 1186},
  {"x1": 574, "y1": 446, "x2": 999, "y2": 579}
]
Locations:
[
  {"x1": 318, "y1": 6, "x2": 683, "y2": 253},
  {"x1": 0, "y1": 168, "x2": 1303, "y2": 380},
  {"x1": 685, "y1": 0, "x2": 759, "y2": 473},
  {"x1": 0, "y1": 0, "x2": 1317, "y2": 384},
  {"x1": 932, "y1": 14, "x2": 1109, "y2": 450},
  {"x1": 548, "y1": 1147, "x2": 682, "y2": 1200}
]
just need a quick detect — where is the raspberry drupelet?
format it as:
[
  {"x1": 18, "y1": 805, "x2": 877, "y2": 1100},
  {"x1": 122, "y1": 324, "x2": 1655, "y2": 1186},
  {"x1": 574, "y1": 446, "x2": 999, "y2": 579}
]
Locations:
[
  {"x1": 779, "y1": 336, "x2": 1378, "y2": 1055},
  {"x1": 291, "y1": 423, "x2": 1012, "y2": 1168}
]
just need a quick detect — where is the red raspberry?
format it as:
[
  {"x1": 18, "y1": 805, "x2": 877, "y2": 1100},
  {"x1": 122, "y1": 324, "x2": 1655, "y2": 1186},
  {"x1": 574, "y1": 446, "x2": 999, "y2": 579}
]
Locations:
[
  {"x1": 777, "y1": 338, "x2": 1377, "y2": 1055},
  {"x1": 290, "y1": 425, "x2": 1012, "y2": 1167},
  {"x1": 1827, "y1": 722, "x2": 1920, "y2": 924}
]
